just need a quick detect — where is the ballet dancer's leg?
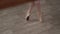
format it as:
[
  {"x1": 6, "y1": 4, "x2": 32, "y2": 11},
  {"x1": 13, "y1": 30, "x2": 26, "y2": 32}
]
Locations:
[
  {"x1": 36, "y1": 0, "x2": 42, "y2": 22},
  {"x1": 25, "y1": 2, "x2": 35, "y2": 21}
]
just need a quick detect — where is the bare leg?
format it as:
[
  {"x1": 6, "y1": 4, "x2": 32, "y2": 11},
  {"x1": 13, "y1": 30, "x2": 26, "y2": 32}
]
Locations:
[
  {"x1": 36, "y1": 0, "x2": 42, "y2": 22},
  {"x1": 25, "y1": 2, "x2": 35, "y2": 21}
]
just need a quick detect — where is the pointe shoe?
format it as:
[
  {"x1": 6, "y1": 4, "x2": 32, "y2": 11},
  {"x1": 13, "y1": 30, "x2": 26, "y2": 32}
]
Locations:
[
  {"x1": 26, "y1": 15, "x2": 30, "y2": 21},
  {"x1": 25, "y1": 13, "x2": 31, "y2": 21},
  {"x1": 39, "y1": 17, "x2": 42, "y2": 23}
]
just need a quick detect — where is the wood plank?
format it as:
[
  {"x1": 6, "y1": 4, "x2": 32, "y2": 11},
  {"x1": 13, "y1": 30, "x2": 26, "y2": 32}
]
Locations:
[{"x1": 0, "y1": 0, "x2": 35, "y2": 9}]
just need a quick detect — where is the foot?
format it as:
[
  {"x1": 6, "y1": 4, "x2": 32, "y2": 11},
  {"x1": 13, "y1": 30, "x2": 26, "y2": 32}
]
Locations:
[
  {"x1": 26, "y1": 16, "x2": 30, "y2": 21},
  {"x1": 25, "y1": 13, "x2": 31, "y2": 21},
  {"x1": 39, "y1": 17, "x2": 42, "y2": 23}
]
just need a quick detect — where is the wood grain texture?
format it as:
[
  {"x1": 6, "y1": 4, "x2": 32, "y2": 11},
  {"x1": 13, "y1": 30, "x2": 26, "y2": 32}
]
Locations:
[{"x1": 0, "y1": 0, "x2": 35, "y2": 9}]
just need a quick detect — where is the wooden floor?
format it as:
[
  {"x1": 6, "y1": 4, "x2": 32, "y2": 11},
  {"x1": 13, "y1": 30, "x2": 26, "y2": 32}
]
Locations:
[{"x1": 0, "y1": 0, "x2": 60, "y2": 34}]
